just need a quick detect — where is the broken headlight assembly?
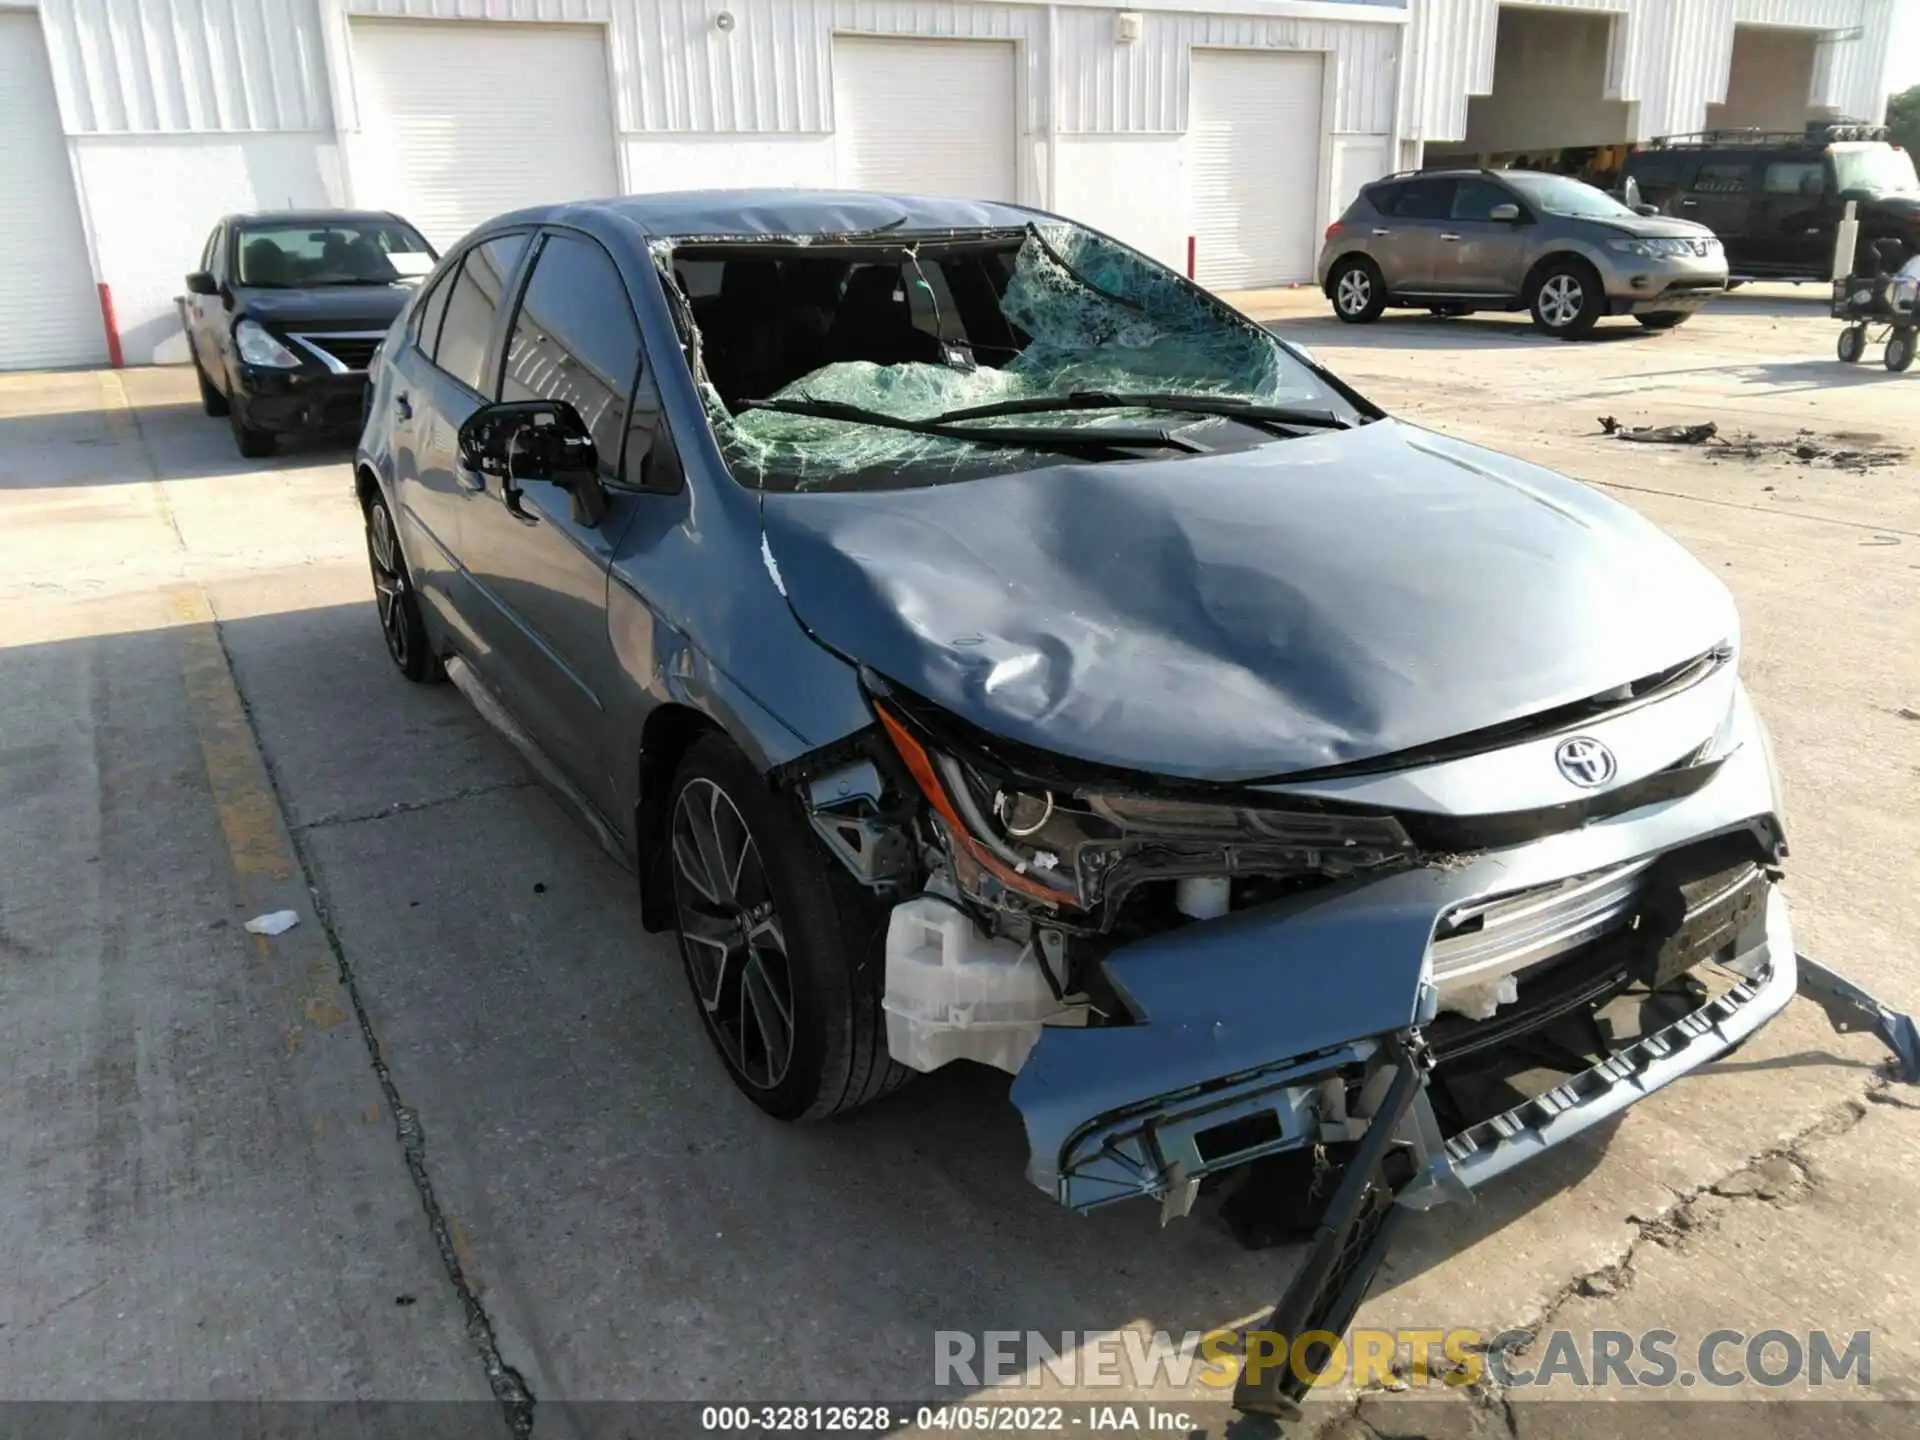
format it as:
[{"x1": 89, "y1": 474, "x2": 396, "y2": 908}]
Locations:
[{"x1": 869, "y1": 684, "x2": 1417, "y2": 930}]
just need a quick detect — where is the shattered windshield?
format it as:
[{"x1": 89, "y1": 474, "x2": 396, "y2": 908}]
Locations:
[{"x1": 660, "y1": 223, "x2": 1360, "y2": 491}]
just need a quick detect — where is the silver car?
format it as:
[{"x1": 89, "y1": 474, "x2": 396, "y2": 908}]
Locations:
[{"x1": 1318, "y1": 169, "x2": 1729, "y2": 336}]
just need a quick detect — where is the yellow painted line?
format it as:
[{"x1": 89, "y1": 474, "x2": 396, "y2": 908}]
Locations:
[{"x1": 170, "y1": 584, "x2": 295, "y2": 884}]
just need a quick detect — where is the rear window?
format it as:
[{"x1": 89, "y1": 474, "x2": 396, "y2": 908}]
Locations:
[
  {"x1": 1380, "y1": 178, "x2": 1454, "y2": 219},
  {"x1": 1693, "y1": 160, "x2": 1755, "y2": 194}
]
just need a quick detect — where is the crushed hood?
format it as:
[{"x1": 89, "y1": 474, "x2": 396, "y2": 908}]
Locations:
[{"x1": 759, "y1": 419, "x2": 1736, "y2": 782}]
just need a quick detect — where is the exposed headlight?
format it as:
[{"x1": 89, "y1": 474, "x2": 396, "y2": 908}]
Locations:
[
  {"x1": 1608, "y1": 237, "x2": 1705, "y2": 258},
  {"x1": 234, "y1": 318, "x2": 302, "y2": 368},
  {"x1": 873, "y1": 694, "x2": 1413, "y2": 916}
]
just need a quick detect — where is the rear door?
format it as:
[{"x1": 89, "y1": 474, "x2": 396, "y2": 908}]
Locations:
[
  {"x1": 1753, "y1": 155, "x2": 1836, "y2": 277},
  {"x1": 384, "y1": 232, "x2": 531, "y2": 639},
  {"x1": 184, "y1": 226, "x2": 226, "y2": 378},
  {"x1": 1369, "y1": 177, "x2": 1454, "y2": 293},
  {"x1": 1676, "y1": 156, "x2": 1759, "y2": 268},
  {"x1": 1433, "y1": 177, "x2": 1530, "y2": 298},
  {"x1": 458, "y1": 228, "x2": 654, "y2": 816}
]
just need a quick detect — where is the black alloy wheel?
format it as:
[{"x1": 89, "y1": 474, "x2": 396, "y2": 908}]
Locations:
[{"x1": 670, "y1": 775, "x2": 798, "y2": 1094}]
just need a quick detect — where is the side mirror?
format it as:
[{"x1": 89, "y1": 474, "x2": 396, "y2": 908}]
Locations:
[
  {"x1": 457, "y1": 400, "x2": 608, "y2": 526},
  {"x1": 185, "y1": 271, "x2": 218, "y2": 296},
  {"x1": 1488, "y1": 203, "x2": 1522, "y2": 223},
  {"x1": 1633, "y1": 203, "x2": 1661, "y2": 217}
]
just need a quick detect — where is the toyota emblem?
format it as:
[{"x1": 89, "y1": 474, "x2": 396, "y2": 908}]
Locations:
[{"x1": 1555, "y1": 736, "x2": 1617, "y2": 788}]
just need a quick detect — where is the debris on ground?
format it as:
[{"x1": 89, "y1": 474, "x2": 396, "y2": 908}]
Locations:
[
  {"x1": 1599, "y1": 416, "x2": 1718, "y2": 444},
  {"x1": 243, "y1": 909, "x2": 301, "y2": 936},
  {"x1": 1596, "y1": 418, "x2": 1908, "y2": 471}
]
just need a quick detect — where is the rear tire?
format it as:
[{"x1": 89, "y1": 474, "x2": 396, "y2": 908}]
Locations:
[
  {"x1": 1528, "y1": 261, "x2": 1605, "y2": 338},
  {"x1": 1888, "y1": 330, "x2": 1916, "y2": 374},
  {"x1": 666, "y1": 734, "x2": 912, "y2": 1121},
  {"x1": 1635, "y1": 312, "x2": 1691, "y2": 331},
  {"x1": 364, "y1": 492, "x2": 443, "y2": 684},
  {"x1": 229, "y1": 401, "x2": 276, "y2": 458},
  {"x1": 1329, "y1": 257, "x2": 1387, "y2": 324},
  {"x1": 194, "y1": 357, "x2": 230, "y2": 416},
  {"x1": 1837, "y1": 326, "x2": 1867, "y2": 364}
]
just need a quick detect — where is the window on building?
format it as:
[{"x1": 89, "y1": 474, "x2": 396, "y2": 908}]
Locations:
[
  {"x1": 430, "y1": 234, "x2": 529, "y2": 393},
  {"x1": 501, "y1": 232, "x2": 647, "y2": 484},
  {"x1": 1763, "y1": 160, "x2": 1827, "y2": 197},
  {"x1": 1692, "y1": 161, "x2": 1755, "y2": 195}
]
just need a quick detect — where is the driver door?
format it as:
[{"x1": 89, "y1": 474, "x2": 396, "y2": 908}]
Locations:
[{"x1": 458, "y1": 229, "x2": 656, "y2": 821}]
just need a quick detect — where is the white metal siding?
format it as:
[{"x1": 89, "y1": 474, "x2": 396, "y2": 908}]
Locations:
[
  {"x1": 1187, "y1": 49, "x2": 1325, "y2": 290},
  {"x1": 1403, "y1": 0, "x2": 1899, "y2": 143},
  {"x1": 832, "y1": 36, "x2": 1017, "y2": 200},
  {"x1": 37, "y1": 0, "x2": 332, "y2": 133},
  {"x1": 347, "y1": 19, "x2": 619, "y2": 249},
  {"x1": 0, "y1": 13, "x2": 105, "y2": 370},
  {"x1": 1053, "y1": 6, "x2": 1397, "y2": 135}
]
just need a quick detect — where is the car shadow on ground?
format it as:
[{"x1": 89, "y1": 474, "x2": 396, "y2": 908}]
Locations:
[
  {"x1": 155, "y1": 593, "x2": 1629, "y2": 1402},
  {"x1": 1273, "y1": 311, "x2": 1661, "y2": 352},
  {"x1": 0, "y1": 397, "x2": 353, "y2": 488}
]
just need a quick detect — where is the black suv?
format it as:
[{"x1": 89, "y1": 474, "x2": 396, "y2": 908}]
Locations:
[{"x1": 1622, "y1": 123, "x2": 1919, "y2": 283}]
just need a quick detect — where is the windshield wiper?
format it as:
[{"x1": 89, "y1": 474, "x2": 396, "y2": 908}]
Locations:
[
  {"x1": 738, "y1": 397, "x2": 1205, "y2": 455},
  {"x1": 926, "y1": 390, "x2": 1352, "y2": 432}
]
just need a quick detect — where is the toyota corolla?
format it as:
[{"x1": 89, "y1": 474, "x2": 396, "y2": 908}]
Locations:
[{"x1": 353, "y1": 191, "x2": 1914, "y2": 1413}]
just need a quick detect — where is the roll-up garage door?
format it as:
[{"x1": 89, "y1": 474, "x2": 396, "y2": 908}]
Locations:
[
  {"x1": 833, "y1": 36, "x2": 1018, "y2": 202},
  {"x1": 0, "y1": 13, "x2": 105, "y2": 370},
  {"x1": 1188, "y1": 49, "x2": 1326, "y2": 290},
  {"x1": 348, "y1": 20, "x2": 620, "y2": 252}
]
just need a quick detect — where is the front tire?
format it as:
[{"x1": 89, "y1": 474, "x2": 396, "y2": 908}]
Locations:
[
  {"x1": 194, "y1": 356, "x2": 230, "y2": 416},
  {"x1": 1329, "y1": 257, "x2": 1387, "y2": 324},
  {"x1": 666, "y1": 735, "x2": 911, "y2": 1121},
  {"x1": 1889, "y1": 330, "x2": 1916, "y2": 373},
  {"x1": 364, "y1": 492, "x2": 442, "y2": 684},
  {"x1": 1528, "y1": 261, "x2": 1605, "y2": 337},
  {"x1": 1636, "y1": 312, "x2": 1692, "y2": 331},
  {"x1": 229, "y1": 401, "x2": 276, "y2": 458}
]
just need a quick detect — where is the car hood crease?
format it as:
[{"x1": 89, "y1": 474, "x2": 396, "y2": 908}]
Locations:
[{"x1": 758, "y1": 418, "x2": 1735, "y2": 783}]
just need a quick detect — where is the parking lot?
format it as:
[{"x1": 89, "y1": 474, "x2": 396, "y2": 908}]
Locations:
[{"x1": 3, "y1": 287, "x2": 1917, "y2": 1434}]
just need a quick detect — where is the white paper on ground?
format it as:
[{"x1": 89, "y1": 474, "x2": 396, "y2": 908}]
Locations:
[{"x1": 244, "y1": 909, "x2": 300, "y2": 936}]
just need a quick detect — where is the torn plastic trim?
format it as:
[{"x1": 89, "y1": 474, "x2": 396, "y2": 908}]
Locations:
[{"x1": 1402, "y1": 883, "x2": 1798, "y2": 1207}]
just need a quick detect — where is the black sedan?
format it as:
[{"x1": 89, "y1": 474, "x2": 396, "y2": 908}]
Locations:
[{"x1": 181, "y1": 210, "x2": 435, "y2": 457}]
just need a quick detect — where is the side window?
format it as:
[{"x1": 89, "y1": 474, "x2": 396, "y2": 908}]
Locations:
[
  {"x1": 1693, "y1": 160, "x2": 1755, "y2": 195},
  {"x1": 1365, "y1": 182, "x2": 1404, "y2": 215},
  {"x1": 412, "y1": 264, "x2": 455, "y2": 355},
  {"x1": 500, "y1": 232, "x2": 650, "y2": 487},
  {"x1": 1763, "y1": 160, "x2": 1826, "y2": 197},
  {"x1": 1387, "y1": 178, "x2": 1455, "y2": 220},
  {"x1": 1450, "y1": 179, "x2": 1514, "y2": 222},
  {"x1": 431, "y1": 234, "x2": 528, "y2": 392}
]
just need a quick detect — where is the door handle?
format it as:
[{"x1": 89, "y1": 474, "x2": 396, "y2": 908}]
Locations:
[
  {"x1": 1679, "y1": 198, "x2": 1699, "y2": 208},
  {"x1": 394, "y1": 392, "x2": 412, "y2": 421},
  {"x1": 1440, "y1": 233, "x2": 1462, "y2": 242},
  {"x1": 1371, "y1": 228, "x2": 1392, "y2": 237}
]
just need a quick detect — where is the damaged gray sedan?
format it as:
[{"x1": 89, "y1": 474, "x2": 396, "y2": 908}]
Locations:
[{"x1": 355, "y1": 191, "x2": 1916, "y2": 1411}]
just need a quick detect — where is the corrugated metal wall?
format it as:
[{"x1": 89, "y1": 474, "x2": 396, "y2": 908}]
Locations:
[
  {"x1": 38, "y1": 0, "x2": 333, "y2": 132},
  {"x1": 1401, "y1": 0, "x2": 1895, "y2": 144},
  {"x1": 1053, "y1": 6, "x2": 1400, "y2": 134}
]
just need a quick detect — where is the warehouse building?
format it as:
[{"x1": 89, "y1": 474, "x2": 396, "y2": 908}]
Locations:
[{"x1": 0, "y1": 0, "x2": 1903, "y2": 368}]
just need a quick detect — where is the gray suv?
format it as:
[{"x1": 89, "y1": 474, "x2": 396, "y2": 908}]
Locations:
[{"x1": 1317, "y1": 169, "x2": 1729, "y2": 336}]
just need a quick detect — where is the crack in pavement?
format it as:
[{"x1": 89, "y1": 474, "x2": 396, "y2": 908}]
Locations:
[
  {"x1": 119, "y1": 386, "x2": 537, "y2": 1438},
  {"x1": 1313, "y1": 1068, "x2": 1907, "y2": 1440},
  {"x1": 296, "y1": 777, "x2": 540, "y2": 833}
]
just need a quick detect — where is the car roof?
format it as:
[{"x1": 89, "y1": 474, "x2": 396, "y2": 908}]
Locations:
[
  {"x1": 224, "y1": 209, "x2": 412, "y2": 229},
  {"x1": 476, "y1": 189, "x2": 1046, "y2": 242}
]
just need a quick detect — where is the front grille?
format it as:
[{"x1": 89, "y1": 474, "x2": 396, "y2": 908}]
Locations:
[
  {"x1": 1430, "y1": 857, "x2": 1653, "y2": 988},
  {"x1": 289, "y1": 332, "x2": 384, "y2": 373}
]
